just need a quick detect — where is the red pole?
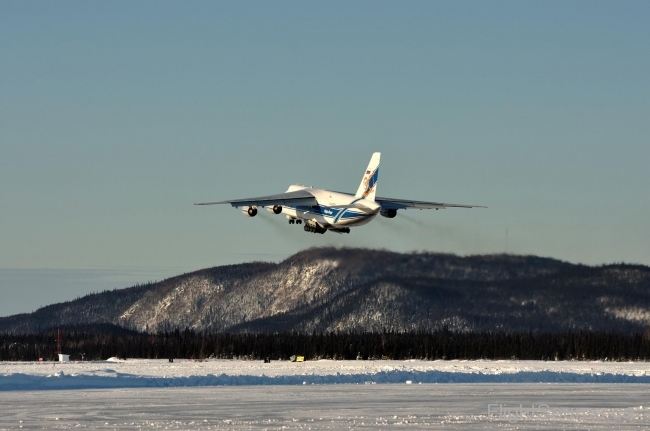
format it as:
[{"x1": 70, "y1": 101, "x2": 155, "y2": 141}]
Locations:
[{"x1": 56, "y1": 329, "x2": 62, "y2": 355}]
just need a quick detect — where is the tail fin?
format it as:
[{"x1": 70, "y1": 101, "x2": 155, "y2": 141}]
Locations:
[{"x1": 354, "y1": 152, "x2": 380, "y2": 201}]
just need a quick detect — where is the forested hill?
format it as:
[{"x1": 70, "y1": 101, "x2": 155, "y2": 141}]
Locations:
[{"x1": 1, "y1": 248, "x2": 649, "y2": 334}]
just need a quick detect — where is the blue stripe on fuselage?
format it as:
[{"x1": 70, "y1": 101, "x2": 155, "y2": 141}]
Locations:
[
  {"x1": 338, "y1": 211, "x2": 365, "y2": 220},
  {"x1": 284, "y1": 205, "x2": 368, "y2": 224},
  {"x1": 294, "y1": 205, "x2": 342, "y2": 218}
]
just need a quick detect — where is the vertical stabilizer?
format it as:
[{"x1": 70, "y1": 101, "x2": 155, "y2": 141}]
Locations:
[{"x1": 354, "y1": 152, "x2": 380, "y2": 201}]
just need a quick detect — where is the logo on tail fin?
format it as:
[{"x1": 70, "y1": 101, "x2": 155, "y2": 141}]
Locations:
[
  {"x1": 362, "y1": 168, "x2": 379, "y2": 198},
  {"x1": 355, "y1": 152, "x2": 381, "y2": 200}
]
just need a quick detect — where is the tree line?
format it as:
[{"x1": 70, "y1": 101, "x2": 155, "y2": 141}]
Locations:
[{"x1": 2, "y1": 328, "x2": 650, "y2": 361}]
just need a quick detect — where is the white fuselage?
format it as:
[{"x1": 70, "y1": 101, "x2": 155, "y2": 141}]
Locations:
[{"x1": 273, "y1": 185, "x2": 380, "y2": 229}]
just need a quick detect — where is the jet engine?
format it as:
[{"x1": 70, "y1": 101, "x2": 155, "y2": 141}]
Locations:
[
  {"x1": 242, "y1": 206, "x2": 258, "y2": 217},
  {"x1": 380, "y1": 208, "x2": 397, "y2": 218},
  {"x1": 267, "y1": 205, "x2": 282, "y2": 214}
]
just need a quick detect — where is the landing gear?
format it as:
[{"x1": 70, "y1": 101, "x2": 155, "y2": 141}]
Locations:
[
  {"x1": 289, "y1": 219, "x2": 302, "y2": 225},
  {"x1": 289, "y1": 219, "x2": 295, "y2": 224},
  {"x1": 304, "y1": 224, "x2": 326, "y2": 234}
]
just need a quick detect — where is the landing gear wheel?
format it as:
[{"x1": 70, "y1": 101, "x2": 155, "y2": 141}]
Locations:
[{"x1": 303, "y1": 223, "x2": 327, "y2": 234}]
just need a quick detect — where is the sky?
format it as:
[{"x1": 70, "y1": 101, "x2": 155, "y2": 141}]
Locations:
[{"x1": 1, "y1": 1, "x2": 649, "y2": 317}]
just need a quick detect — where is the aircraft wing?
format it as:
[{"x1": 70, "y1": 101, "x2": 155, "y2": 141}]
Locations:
[
  {"x1": 194, "y1": 189, "x2": 318, "y2": 208},
  {"x1": 376, "y1": 197, "x2": 487, "y2": 210}
]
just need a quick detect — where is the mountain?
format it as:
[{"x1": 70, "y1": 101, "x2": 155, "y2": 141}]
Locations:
[{"x1": 1, "y1": 248, "x2": 649, "y2": 334}]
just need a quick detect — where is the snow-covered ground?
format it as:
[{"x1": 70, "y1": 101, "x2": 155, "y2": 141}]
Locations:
[
  {"x1": 2, "y1": 384, "x2": 650, "y2": 430},
  {"x1": 2, "y1": 359, "x2": 650, "y2": 390},
  {"x1": 2, "y1": 360, "x2": 650, "y2": 430}
]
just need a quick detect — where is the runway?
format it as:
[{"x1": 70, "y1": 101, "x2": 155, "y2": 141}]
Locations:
[{"x1": 1, "y1": 384, "x2": 649, "y2": 430}]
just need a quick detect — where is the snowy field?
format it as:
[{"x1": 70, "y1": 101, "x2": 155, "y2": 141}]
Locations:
[
  {"x1": 2, "y1": 359, "x2": 650, "y2": 390},
  {"x1": 3, "y1": 360, "x2": 650, "y2": 430},
  {"x1": 2, "y1": 384, "x2": 650, "y2": 430}
]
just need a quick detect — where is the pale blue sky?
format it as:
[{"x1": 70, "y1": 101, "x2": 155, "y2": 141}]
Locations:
[{"x1": 1, "y1": 2, "x2": 649, "y2": 316}]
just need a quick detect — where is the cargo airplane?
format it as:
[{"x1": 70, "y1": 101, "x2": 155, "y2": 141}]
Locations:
[{"x1": 195, "y1": 152, "x2": 486, "y2": 234}]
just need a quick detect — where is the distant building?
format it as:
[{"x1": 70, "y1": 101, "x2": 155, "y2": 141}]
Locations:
[{"x1": 58, "y1": 354, "x2": 70, "y2": 362}]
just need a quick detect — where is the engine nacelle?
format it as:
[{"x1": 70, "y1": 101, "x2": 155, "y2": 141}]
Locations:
[
  {"x1": 380, "y1": 208, "x2": 397, "y2": 218},
  {"x1": 242, "y1": 206, "x2": 258, "y2": 217},
  {"x1": 266, "y1": 205, "x2": 283, "y2": 214}
]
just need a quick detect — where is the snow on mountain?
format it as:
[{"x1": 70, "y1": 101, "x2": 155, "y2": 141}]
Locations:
[{"x1": 1, "y1": 248, "x2": 649, "y2": 334}]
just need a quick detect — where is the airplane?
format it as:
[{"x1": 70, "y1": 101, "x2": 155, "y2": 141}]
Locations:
[{"x1": 195, "y1": 152, "x2": 486, "y2": 234}]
